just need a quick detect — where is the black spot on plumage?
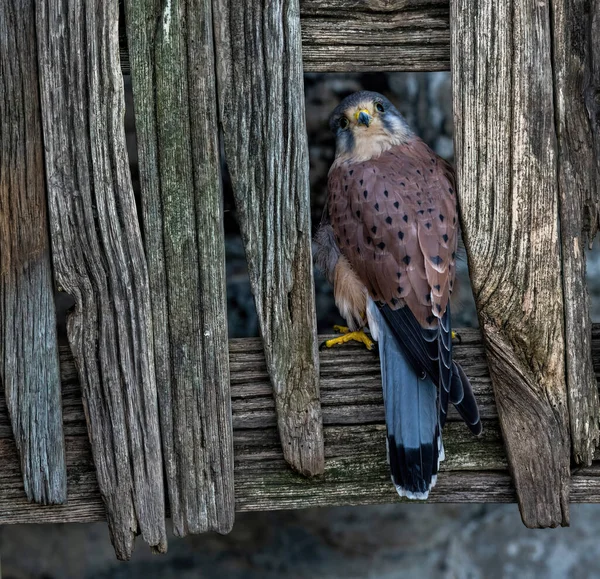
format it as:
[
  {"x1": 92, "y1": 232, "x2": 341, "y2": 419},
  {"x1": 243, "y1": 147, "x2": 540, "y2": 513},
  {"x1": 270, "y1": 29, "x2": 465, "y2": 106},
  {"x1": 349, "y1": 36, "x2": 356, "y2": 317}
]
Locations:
[
  {"x1": 449, "y1": 187, "x2": 454, "y2": 194},
  {"x1": 403, "y1": 214, "x2": 408, "y2": 222},
  {"x1": 360, "y1": 179, "x2": 363, "y2": 185},
  {"x1": 430, "y1": 169, "x2": 434, "y2": 173},
  {"x1": 453, "y1": 216, "x2": 457, "y2": 224},
  {"x1": 346, "y1": 238, "x2": 350, "y2": 245},
  {"x1": 391, "y1": 297, "x2": 398, "y2": 305},
  {"x1": 397, "y1": 286, "x2": 403, "y2": 294},
  {"x1": 378, "y1": 242, "x2": 386, "y2": 250},
  {"x1": 428, "y1": 208, "x2": 434, "y2": 213},
  {"x1": 431, "y1": 158, "x2": 435, "y2": 163},
  {"x1": 425, "y1": 294, "x2": 431, "y2": 302},
  {"x1": 372, "y1": 226, "x2": 377, "y2": 234},
  {"x1": 356, "y1": 246, "x2": 360, "y2": 253},
  {"x1": 374, "y1": 203, "x2": 380, "y2": 211},
  {"x1": 384, "y1": 190, "x2": 389, "y2": 197},
  {"x1": 349, "y1": 170, "x2": 354, "y2": 175},
  {"x1": 436, "y1": 303, "x2": 442, "y2": 313},
  {"x1": 366, "y1": 236, "x2": 372, "y2": 244},
  {"x1": 434, "y1": 284, "x2": 441, "y2": 291},
  {"x1": 426, "y1": 315, "x2": 436, "y2": 325},
  {"x1": 416, "y1": 169, "x2": 421, "y2": 175},
  {"x1": 356, "y1": 210, "x2": 361, "y2": 218},
  {"x1": 403, "y1": 255, "x2": 411, "y2": 265},
  {"x1": 418, "y1": 201, "x2": 422, "y2": 206},
  {"x1": 401, "y1": 182, "x2": 405, "y2": 186},
  {"x1": 418, "y1": 210, "x2": 425, "y2": 215},
  {"x1": 397, "y1": 272, "x2": 402, "y2": 278},
  {"x1": 344, "y1": 185, "x2": 348, "y2": 191},
  {"x1": 386, "y1": 216, "x2": 392, "y2": 225},
  {"x1": 431, "y1": 255, "x2": 443, "y2": 266},
  {"x1": 425, "y1": 222, "x2": 431, "y2": 229},
  {"x1": 439, "y1": 214, "x2": 445, "y2": 222},
  {"x1": 398, "y1": 230, "x2": 404, "y2": 240},
  {"x1": 452, "y1": 251, "x2": 456, "y2": 259},
  {"x1": 443, "y1": 234, "x2": 449, "y2": 242},
  {"x1": 363, "y1": 190, "x2": 368, "y2": 198}
]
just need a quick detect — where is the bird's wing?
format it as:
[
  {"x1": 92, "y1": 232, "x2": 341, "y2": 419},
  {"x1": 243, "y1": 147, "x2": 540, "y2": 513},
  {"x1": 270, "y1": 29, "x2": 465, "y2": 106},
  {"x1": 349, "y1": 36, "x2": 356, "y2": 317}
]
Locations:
[{"x1": 328, "y1": 139, "x2": 458, "y2": 327}]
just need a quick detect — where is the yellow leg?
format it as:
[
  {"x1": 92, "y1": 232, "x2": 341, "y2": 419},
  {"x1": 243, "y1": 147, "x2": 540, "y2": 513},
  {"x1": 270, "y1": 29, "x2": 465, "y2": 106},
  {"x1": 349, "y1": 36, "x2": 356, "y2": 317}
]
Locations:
[{"x1": 322, "y1": 326, "x2": 375, "y2": 351}]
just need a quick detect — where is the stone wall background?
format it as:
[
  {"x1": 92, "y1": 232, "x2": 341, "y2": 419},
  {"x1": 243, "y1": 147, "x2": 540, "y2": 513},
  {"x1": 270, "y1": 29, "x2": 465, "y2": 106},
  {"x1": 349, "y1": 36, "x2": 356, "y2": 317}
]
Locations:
[{"x1": 5, "y1": 72, "x2": 600, "y2": 578}]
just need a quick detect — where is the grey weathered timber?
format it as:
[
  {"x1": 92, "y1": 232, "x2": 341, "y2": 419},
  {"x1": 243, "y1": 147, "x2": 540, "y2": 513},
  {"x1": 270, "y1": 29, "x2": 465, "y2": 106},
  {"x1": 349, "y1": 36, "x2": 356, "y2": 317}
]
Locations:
[
  {"x1": 0, "y1": 0, "x2": 66, "y2": 505},
  {"x1": 213, "y1": 0, "x2": 324, "y2": 476},
  {"x1": 35, "y1": 0, "x2": 166, "y2": 559},
  {"x1": 123, "y1": 0, "x2": 235, "y2": 537},
  {"x1": 5, "y1": 330, "x2": 600, "y2": 522},
  {"x1": 119, "y1": 0, "x2": 451, "y2": 74},
  {"x1": 551, "y1": 0, "x2": 600, "y2": 465},
  {"x1": 451, "y1": 0, "x2": 571, "y2": 527}
]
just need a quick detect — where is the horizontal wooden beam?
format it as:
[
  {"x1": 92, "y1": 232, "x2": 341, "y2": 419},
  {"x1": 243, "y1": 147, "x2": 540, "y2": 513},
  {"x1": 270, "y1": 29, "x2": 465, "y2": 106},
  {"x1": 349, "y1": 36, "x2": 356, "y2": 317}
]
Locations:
[
  {"x1": 2, "y1": 326, "x2": 600, "y2": 524},
  {"x1": 119, "y1": 0, "x2": 451, "y2": 74}
]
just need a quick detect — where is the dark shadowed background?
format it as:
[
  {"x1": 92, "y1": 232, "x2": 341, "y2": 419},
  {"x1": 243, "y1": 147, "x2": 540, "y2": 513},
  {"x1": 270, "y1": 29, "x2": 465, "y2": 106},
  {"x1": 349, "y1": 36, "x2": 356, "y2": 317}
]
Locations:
[{"x1": 3, "y1": 72, "x2": 600, "y2": 579}]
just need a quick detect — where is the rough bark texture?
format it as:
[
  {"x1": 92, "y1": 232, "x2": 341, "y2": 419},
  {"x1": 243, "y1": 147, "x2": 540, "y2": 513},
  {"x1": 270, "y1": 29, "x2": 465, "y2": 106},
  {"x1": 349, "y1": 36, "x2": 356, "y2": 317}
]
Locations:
[
  {"x1": 0, "y1": 0, "x2": 66, "y2": 505},
  {"x1": 4, "y1": 331, "x2": 600, "y2": 522},
  {"x1": 119, "y1": 0, "x2": 451, "y2": 74},
  {"x1": 551, "y1": 0, "x2": 600, "y2": 466},
  {"x1": 213, "y1": 0, "x2": 324, "y2": 476},
  {"x1": 123, "y1": 0, "x2": 235, "y2": 537},
  {"x1": 451, "y1": 0, "x2": 571, "y2": 527},
  {"x1": 35, "y1": 0, "x2": 166, "y2": 559}
]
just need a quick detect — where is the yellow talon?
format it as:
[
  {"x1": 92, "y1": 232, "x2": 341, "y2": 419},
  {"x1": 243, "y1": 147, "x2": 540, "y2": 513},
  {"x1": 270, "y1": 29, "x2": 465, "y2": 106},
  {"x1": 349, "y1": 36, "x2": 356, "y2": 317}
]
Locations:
[
  {"x1": 333, "y1": 325, "x2": 350, "y2": 334},
  {"x1": 451, "y1": 331, "x2": 457, "y2": 339},
  {"x1": 452, "y1": 330, "x2": 462, "y2": 343},
  {"x1": 324, "y1": 329, "x2": 375, "y2": 351}
]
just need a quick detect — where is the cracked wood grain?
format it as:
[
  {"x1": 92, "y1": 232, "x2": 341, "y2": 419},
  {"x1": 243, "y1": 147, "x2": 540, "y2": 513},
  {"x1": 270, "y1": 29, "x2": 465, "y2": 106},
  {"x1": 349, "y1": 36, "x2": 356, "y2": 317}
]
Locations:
[
  {"x1": 212, "y1": 0, "x2": 324, "y2": 476},
  {"x1": 451, "y1": 0, "x2": 571, "y2": 527},
  {"x1": 4, "y1": 330, "x2": 600, "y2": 522},
  {"x1": 123, "y1": 0, "x2": 235, "y2": 537},
  {"x1": 35, "y1": 0, "x2": 166, "y2": 559},
  {"x1": 0, "y1": 0, "x2": 66, "y2": 505},
  {"x1": 118, "y1": 0, "x2": 451, "y2": 74},
  {"x1": 551, "y1": 0, "x2": 600, "y2": 466}
]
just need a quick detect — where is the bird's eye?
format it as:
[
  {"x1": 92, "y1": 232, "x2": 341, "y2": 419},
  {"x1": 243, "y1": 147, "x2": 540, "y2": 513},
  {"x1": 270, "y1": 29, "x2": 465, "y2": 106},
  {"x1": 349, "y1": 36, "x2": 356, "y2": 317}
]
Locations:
[
  {"x1": 375, "y1": 102, "x2": 385, "y2": 113},
  {"x1": 339, "y1": 117, "x2": 349, "y2": 130}
]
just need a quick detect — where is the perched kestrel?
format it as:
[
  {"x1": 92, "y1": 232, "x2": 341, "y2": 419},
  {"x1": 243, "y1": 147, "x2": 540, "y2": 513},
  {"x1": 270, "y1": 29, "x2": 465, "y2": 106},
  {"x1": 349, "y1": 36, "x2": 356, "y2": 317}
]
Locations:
[{"x1": 315, "y1": 91, "x2": 482, "y2": 499}]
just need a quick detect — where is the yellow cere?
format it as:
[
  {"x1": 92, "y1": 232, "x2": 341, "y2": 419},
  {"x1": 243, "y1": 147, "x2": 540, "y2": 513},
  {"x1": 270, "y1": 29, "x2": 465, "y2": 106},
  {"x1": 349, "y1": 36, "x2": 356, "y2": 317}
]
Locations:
[{"x1": 354, "y1": 108, "x2": 371, "y2": 120}]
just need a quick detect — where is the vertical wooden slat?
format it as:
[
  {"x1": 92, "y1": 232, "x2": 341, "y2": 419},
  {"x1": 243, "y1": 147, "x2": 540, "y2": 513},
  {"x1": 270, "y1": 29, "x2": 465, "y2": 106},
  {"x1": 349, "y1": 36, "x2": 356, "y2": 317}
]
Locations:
[
  {"x1": 551, "y1": 0, "x2": 600, "y2": 466},
  {"x1": 123, "y1": 0, "x2": 235, "y2": 535},
  {"x1": 451, "y1": 0, "x2": 571, "y2": 527},
  {"x1": 0, "y1": 0, "x2": 66, "y2": 505},
  {"x1": 35, "y1": 0, "x2": 166, "y2": 559},
  {"x1": 213, "y1": 0, "x2": 324, "y2": 476}
]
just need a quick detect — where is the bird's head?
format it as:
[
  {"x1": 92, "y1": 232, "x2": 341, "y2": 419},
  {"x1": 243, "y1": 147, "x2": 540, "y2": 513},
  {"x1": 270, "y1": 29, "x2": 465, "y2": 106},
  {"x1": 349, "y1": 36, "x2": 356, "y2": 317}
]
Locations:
[{"x1": 329, "y1": 91, "x2": 413, "y2": 165}]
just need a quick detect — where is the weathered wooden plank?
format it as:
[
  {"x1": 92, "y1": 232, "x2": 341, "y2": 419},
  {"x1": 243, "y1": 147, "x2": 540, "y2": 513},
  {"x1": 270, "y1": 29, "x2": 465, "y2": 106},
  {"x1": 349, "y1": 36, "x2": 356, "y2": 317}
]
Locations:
[
  {"x1": 213, "y1": 0, "x2": 324, "y2": 476},
  {"x1": 123, "y1": 0, "x2": 235, "y2": 537},
  {"x1": 35, "y1": 0, "x2": 166, "y2": 559},
  {"x1": 0, "y1": 0, "x2": 66, "y2": 505},
  {"x1": 451, "y1": 0, "x2": 571, "y2": 527},
  {"x1": 4, "y1": 330, "x2": 600, "y2": 522},
  {"x1": 551, "y1": 0, "x2": 600, "y2": 466},
  {"x1": 300, "y1": 0, "x2": 450, "y2": 72},
  {"x1": 119, "y1": 0, "x2": 451, "y2": 74}
]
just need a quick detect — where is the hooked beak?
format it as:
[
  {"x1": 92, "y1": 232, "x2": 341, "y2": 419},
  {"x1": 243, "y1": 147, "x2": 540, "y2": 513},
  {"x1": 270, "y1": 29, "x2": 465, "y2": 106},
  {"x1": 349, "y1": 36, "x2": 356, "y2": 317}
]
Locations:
[{"x1": 355, "y1": 109, "x2": 372, "y2": 127}]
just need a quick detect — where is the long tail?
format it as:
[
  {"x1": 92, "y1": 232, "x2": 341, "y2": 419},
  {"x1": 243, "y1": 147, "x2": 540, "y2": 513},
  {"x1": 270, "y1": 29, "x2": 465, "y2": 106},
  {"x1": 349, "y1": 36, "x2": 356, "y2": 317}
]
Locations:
[{"x1": 367, "y1": 299, "x2": 443, "y2": 499}]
